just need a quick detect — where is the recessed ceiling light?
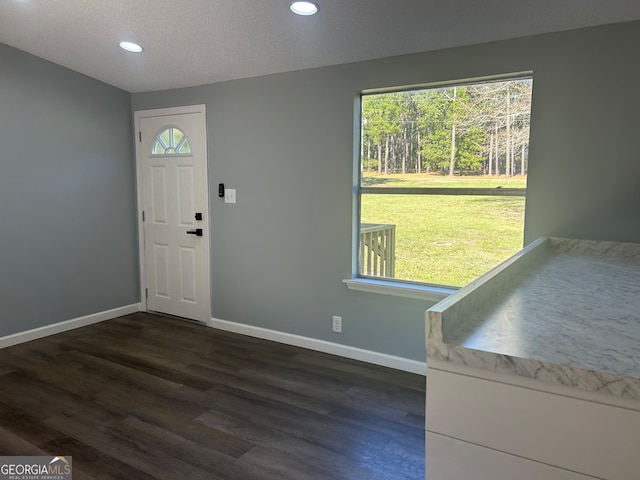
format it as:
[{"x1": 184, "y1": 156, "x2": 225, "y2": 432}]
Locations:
[
  {"x1": 289, "y1": 1, "x2": 318, "y2": 16},
  {"x1": 119, "y1": 41, "x2": 143, "y2": 53}
]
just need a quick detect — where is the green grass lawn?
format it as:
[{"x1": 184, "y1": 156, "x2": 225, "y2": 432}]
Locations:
[
  {"x1": 361, "y1": 174, "x2": 526, "y2": 287},
  {"x1": 362, "y1": 172, "x2": 528, "y2": 188}
]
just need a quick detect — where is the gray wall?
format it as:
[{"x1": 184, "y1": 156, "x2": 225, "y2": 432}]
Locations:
[
  {"x1": 0, "y1": 43, "x2": 139, "y2": 337},
  {"x1": 2, "y1": 20, "x2": 633, "y2": 362},
  {"x1": 133, "y1": 20, "x2": 640, "y2": 362}
]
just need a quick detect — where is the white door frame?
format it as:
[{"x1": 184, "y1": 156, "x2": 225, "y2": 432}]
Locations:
[{"x1": 133, "y1": 104, "x2": 211, "y2": 322}]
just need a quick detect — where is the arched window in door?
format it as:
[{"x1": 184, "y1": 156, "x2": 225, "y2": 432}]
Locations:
[{"x1": 151, "y1": 126, "x2": 192, "y2": 155}]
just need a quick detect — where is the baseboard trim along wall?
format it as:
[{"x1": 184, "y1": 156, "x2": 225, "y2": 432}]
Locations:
[
  {"x1": 0, "y1": 307, "x2": 426, "y2": 374},
  {"x1": 0, "y1": 304, "x2": 141, "y2": 349},
  {"x1": 209, "y1": 317, "x2": 427, "y2": 375}
]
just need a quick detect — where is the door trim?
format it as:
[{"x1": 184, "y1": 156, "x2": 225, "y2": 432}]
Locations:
[{"x1": 133, "y1": 104, "x2": 211, "y2": 322}]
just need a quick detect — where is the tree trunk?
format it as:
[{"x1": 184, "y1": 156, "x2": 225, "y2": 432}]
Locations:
[
  {"x1": 505, "y1": 88, "x2": 511, "y2": 177},
  {"x1": 360, "y1": 127, "x2": 364, "y2": 173},
  {"x1": 449, "y1": 87, "x2": 457, "y2": 176},
  {"x1": 377, "y1": 141, "x2": 382, "y2": 174},
  {"x1": 390, "y1": 136, "x2": 395, "y2": 173},
  {"x1": 494, "y1": 123, "x2": 500, "y2": 175},
  {"x1": 488, "y1": 132, "x2": 494, "y2": 176},
  {"x1": 402, "y1": 126, "x2": 408, "y2": 174},
  {"x1": 384, "y1": 135, "x2": 389, "y2": 174},
  {"x1": 449, "y1": 122, "x2": 457, "y2": 176},
  {"x1": 521, "y1": 141, "x2": 526, "y2": 176},
  {"x1": 417, "y1": 129, "x2": 421, "y2": 174}
]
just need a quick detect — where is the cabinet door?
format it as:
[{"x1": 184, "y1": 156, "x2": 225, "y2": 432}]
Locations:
[
  {"x1": 427, "y1": 432, "x2": 596, "y2": 480},
  {"x1": 427, "y1": 368, "x2": 640, "y2": 479}
]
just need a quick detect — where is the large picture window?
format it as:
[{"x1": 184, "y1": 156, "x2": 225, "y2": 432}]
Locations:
[{"x1": 358, "y1": 76, "x2": 533, "y2": 288}]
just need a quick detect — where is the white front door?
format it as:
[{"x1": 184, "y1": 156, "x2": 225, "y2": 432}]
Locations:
[{"x1": 134, "y1": 105, "x2": 210, "y2": 323}]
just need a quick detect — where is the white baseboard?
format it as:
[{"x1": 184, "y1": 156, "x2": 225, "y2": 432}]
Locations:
[
  {"x1": 208, "y1": 317, "x2": 426, "y2": 375},
  {"x1": 0, "y1": 304, "x2": 141, "y2": 349}
]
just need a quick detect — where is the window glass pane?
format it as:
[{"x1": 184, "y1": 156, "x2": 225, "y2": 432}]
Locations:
[
  {"x1": 360, "y1": 194, "x2": 525, "y2": 287},
  {"x1": 151, "y1": 127, "x2": 192, "y2": 155},
  {"x1": 160, "y1": 128, "x2": 172, "y2": 147},
  {"x1": 358, "y1": 76, "x2": 532, "y2": 287},
  {"x1": 361, "y1": 79, "x2": 532, "y2": 182},
  {"x1": 173, "y1": 128, "x2": 184, "y2": 145}
]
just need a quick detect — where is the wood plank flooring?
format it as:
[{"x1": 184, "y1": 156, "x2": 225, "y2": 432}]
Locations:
[{"x1": 0, "y1": 312, "x2": 425, "y2": 479}]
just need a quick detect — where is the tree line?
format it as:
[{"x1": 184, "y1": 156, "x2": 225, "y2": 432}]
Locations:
[{"x1": 361, "y1": 78, "x2": 533, "y2": 176}]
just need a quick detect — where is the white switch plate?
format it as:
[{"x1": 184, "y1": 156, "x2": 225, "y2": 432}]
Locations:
[{"x1": 224, "y1": 188, "x2": 236, "y2": 204}]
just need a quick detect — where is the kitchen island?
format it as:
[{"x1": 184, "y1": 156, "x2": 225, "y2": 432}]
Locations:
[{"x1": 425, "y1": 237, "x2": 640, "y2": 479}]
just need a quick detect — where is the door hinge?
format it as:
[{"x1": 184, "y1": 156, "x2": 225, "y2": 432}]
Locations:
[
  {"x1": 139, "y1": 131, "x2": 142, "y2": 142},
  {"x1": 145, "y1": 288, "x2": 148, "y2": 298},
  {"x1": 142, "y1": 211, "x2": 145, "y2": 222}
]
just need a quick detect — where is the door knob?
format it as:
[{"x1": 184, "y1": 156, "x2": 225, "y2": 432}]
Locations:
[{"x1": 186, "y1": 228, "x2": 203, "y2": 237}]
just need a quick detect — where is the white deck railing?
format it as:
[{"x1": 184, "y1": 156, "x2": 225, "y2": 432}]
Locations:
[{"x1": 360, "y1": 223, "x2": 396, "y2": 277}]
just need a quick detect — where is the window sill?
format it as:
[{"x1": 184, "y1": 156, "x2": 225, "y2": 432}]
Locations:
[{"x1": 343, "y1": 278, "x2": 456, "y2": 302}]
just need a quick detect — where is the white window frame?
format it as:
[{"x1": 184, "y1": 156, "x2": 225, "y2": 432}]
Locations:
[{"x1": 345, "y1": 75, "x2": 531, "y2": 301}]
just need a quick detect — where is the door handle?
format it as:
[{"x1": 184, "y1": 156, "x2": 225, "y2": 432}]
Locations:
[{"x1": 186, "y1": 228, "x2": 203, "y2": 237}]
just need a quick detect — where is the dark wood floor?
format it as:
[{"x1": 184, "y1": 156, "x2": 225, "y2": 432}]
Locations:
[{"x1": 0, "y1": 312, "x2": 425, "y2": 480}]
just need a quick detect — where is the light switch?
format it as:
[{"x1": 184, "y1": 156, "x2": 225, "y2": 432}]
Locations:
[{"x1": 224, "y1": 188, "x2": 236, "y2": 204}]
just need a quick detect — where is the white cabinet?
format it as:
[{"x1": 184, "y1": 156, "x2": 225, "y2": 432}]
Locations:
[
  {"x1": 427, "y1": 432, "x2": 594, "y2": 480},
  {"x1": 426, "y1": 366, "x2": 640, "y2": 480}
]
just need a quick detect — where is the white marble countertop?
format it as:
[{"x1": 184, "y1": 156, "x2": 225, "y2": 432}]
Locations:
[{"x1": 426, "y1": 237, "x2": 640, "y2": 400}]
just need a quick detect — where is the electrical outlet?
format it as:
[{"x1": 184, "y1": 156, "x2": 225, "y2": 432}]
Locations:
[{"x1": 332, "y1": 315, "x2": 342, "y2": 333}]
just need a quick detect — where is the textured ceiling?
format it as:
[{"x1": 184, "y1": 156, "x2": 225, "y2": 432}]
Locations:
[{"x1": 2, "y1": 0, "x2": 640, "y2": 93}]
